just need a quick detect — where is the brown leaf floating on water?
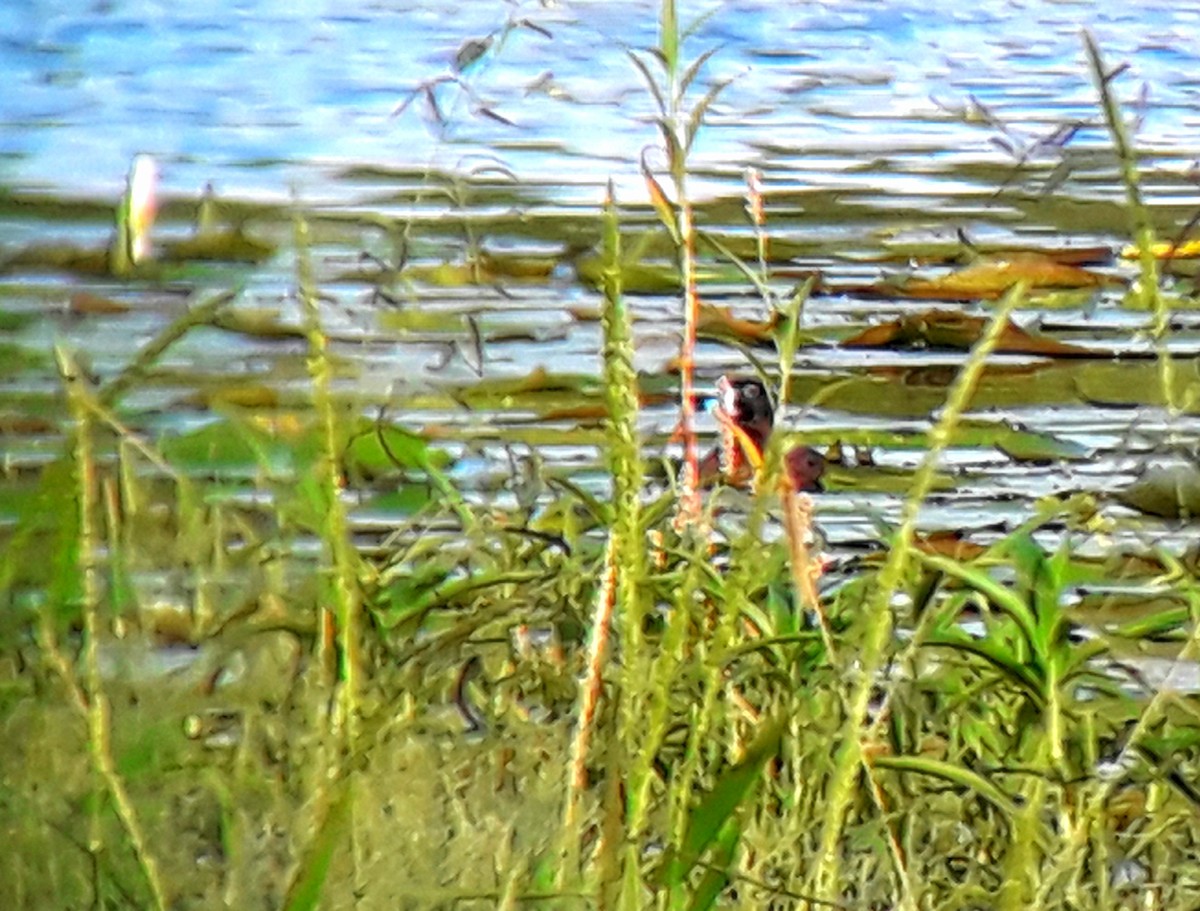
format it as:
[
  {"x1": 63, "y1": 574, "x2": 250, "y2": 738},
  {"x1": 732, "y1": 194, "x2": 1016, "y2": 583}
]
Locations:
[
  {"x1": 911, "y1": 530, "x2": 989, "y2": 561},
  {"x1": 69, "y1": 291, "x2": 132, "y2": 315},
  {"x1": 903, "y1": 255, "x2": 1108, "y2": 300},
  {"x1": 852, "y1": 253, "x2": 1114, "y2": 301},
  {"x1": 0, "y1": 413, "x2": 57, "y2": 434},
  {"x1": 697, "y1": 303, "x2": 780, "y2": 344},
  {"x1": 862, "y1": 530, "x2": 988, "y2": 564},
  {"x1": 841, "y1": 308, "x2": 1097, "y2": 358},
  {"x1": 873, "y1": 243, "x2": 1114, "y2": 267},
  {"x1": 925, "y1": 255, "x2": 1107, "y2": 298}
]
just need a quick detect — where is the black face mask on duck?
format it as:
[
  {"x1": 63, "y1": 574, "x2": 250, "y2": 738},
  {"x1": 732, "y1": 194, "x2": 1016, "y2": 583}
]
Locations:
[{"x1": 700, "y1": 375, "x2": 825, "y2": 493}]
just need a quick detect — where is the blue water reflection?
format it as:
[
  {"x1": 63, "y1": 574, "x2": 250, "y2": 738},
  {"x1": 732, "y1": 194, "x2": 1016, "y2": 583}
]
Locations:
[{"x1": 1, "y1": 1, "x2": 1197, "y2": 202}]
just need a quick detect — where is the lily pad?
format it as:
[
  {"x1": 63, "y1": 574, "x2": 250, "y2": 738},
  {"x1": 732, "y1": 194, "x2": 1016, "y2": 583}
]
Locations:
[
  {"x1": 791, "y1": 423, "x2": 1090, "y2": 463},
  {"x1": 0, "y1": 343, "x2": 46, "y2": 377},
  {"x1": 161, "y1": 229, "x2": 275, "y2": 263},
  {"x1": 452, "y1": 367, "x2": 601, "y2": 410},
  {"x1": 1118, "y1": 462, "x2": 1200, "y2": 519},
  {"x1": 0, "y1": 310, "x2": 38, "y2": 332},
  {"x1": 211, "y1": 308, "x2": 307, "y2": 340},
  {"x1": 194, "y1": 383, "x2": 282, "y2": 410},
  {"x1": 3, "y1": 242, "x2": 112, "y2": 276},
  {"x1": 345, "y1": 423, "x2": 451, "y2": 478},
  {"x1": 697, "y1": 304, "x2": 781, "y2": 345},
  {"x1": 822, "y1": 463, "x2": 958, "y2": 494},
  {"x1": 897, "y1": 254, "x2": 1111, "y2": 300},
  {"x1": 477, "y1": 250, "x2": 557, "y2": 279},
  {"x1": 68, "y1": 291, "x2": 132, "y2": 315},
  {"x1": 841, "y1": 309, "x2": 1098, "y2": 358},
  {"x1": 160, "y1": 416, "x2": 302, "y2": 476}
]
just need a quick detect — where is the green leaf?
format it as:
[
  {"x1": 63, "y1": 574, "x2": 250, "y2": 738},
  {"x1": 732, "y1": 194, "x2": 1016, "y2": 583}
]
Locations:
[
  {"x1": 624, "y1": 49, "x2": 667, "y2": 117},
  {"x1": 924, "y1": 625, "x2": 1046, "y2": 705},
  {"x1": 282, "y1": 778, "x2": 354, "y2": 911},
  {"x1": 872, "y1": 754, "x2": 1017, "y2": 817},
  {"x1": 659, "y1": 0, "x2": 679, "y2": 77},
  {"x1": 664, "y1": 715, "x2": 784, "y2": 892},
  {"x1": 915, "y1": 549, "x2": 1038, "y2": 648},
  {"x1": 685, "y1": 816, "x2": 742, "y2": 911}
]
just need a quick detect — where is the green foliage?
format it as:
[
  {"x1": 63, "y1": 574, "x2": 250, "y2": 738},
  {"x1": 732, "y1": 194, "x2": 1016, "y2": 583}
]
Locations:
[{"x1": 6, "y1": 22, "x2": 1200, "y2": 911}]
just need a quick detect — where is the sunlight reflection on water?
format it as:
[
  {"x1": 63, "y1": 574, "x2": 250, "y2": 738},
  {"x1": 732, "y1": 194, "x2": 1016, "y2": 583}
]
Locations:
[{"x1": 2, "y1": 0, "x2": 1199, "y2": 204}]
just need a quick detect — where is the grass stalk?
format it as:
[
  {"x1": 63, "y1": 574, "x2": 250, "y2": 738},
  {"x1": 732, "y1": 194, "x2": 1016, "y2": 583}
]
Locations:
[
  {"x1": 674, "y1": 196, "x2": 702, "y2": 527},
  {"x1": 1083, "y1": 31, "x2": 1175, "y2": 418},
  {"x1": 295, "y1": 214, "x2": 363, "y2": 747},
  {"x1": 772, "y1": 276, "x2": 833, "y2": 659},
  {"x1": 97, "y1": 289, "x2": 236, "y2": 408},
  {"x1": 1047, "y1": 583, "x2": 1200, "y2": 894},
  {"x1": 568, "y1": 182, "x2": 648, "y2": 899},
  {"x1": 562, "y1": 535, "x2": 617, "y2": 880},
  {"x1": 663, "y1": 533, "x2": 720, "y2": 851},
  {"x1": 598, "y1": 182, "x2": 647, "y2": 665},
  {"x1": 52, "y1": 347, "x2": 168, "y2": 911},
  {"x1": 807, "y1": 284, "x2": 1026, "y2": 905},
  {"x1": 653, "y1": 0, "x2": 701, "y2": 527}
]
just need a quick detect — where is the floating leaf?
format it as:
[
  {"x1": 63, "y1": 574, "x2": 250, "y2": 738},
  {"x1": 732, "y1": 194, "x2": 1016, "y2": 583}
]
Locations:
[
  {"x1": 355, "y1": 484, "x2": 437, "y2": 518},
  {"x1": 345, "y1": 422, "x2": 450, "y2": 477},
  {"x1": 197, "y1": 383, "x2": 282, "y2": 410},
  {"x1": 573, "y1": 230, "x2": 741, "y2": 294},
  {"x1": 3, "y1": 242, "x2": 111, "y2": 276},
  {"x1": 0, "y1": 343, "x2": 46, "y2": 377},
  {"x1": 0, "y1": 310, "x2": 37, "y2": 332},
  {"x1": 162, "y1": 229, "x2": 275, "y2": 264},
  {"x1": 1118, "y1": 462, "x2": 1200, "y2": 518},
  {"x1": 575, "y1": 256, "x2": 681, "y2": 293},
  {"x1": 1121, "y1": 238, "x2": 1200, "y2": 260},
  {"x1": 800, "y1": 423, "x2": 1090, "y2": 463},
  {"x1": 0, "y1": 412, "x2": 57, "y2": 435},
  {"x1": 400, "y1": 262, "x2": 480, "y2": 287},
  {"x1": 822, "y1": 463, "x2": 957, "y2": 494},
  {"x1": 478, "y1": 250, "x2": 556, "y2": 279},
  {"x1": 894, "y1": 254, "x2": 1110, "y2": 301},
  {"x1": 977, "y1": 422, "x2": 1093, "y2": 462},
  {"x1": 377, "y1": 307, "x2": 467, "y2": 333},
  {"x1": 451, "y1": 368, "x2": 602, "y2": 415},
  {"x1": 697, "y1": 303, "x2": 779, "y2": 344},
  {"x1": 69, "y1": 291, "x2": 131, "y2": 315},
  {"x1": 841, "y1": 309, "x2": 1098, "y2": 358},
  {"x1": 160, "y1": 416, "x2": 300, "y2": 476},
  {"x1": 910, "y1": 530, "x2": 989, "y2": 561},
  {"x1": 211, "y1": 308, "x2": 306, "y2": 339}
]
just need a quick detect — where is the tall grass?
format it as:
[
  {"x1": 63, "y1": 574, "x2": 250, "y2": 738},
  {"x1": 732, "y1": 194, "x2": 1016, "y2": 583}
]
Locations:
[
  {"x1": 6, "y1": 16, "x2": 1200, "y2": 911},
  {"x1": 1084, "y1": 31, "x2": 1177, "y2": 431},
  {"x1": 628, "y1": 0, "x2": 733, "y2": 527}
]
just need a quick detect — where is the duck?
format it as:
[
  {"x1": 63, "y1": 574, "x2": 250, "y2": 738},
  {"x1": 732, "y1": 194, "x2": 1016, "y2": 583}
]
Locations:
[{"x1": 698, "y1": 375, "x2": 825, "y2": 492}]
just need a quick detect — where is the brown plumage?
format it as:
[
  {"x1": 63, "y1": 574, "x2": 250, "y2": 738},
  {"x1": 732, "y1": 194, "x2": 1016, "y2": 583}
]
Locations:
[{"x1": 698, "y1": 376, "x2": 825, "y2": 492}]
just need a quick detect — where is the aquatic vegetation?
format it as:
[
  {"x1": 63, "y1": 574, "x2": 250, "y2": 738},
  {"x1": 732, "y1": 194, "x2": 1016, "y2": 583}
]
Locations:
[{"x1": 4, "y1": 13, "x2": 1200, "y2": 911}]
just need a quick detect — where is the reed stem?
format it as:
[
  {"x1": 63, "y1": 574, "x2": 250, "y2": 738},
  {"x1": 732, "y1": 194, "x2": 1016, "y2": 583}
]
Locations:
[
  {"x1": 1083, "y1": 31, "x2": 1175, "y2": 418},
  {"x1": 808, "y1": 284, "x2": 1026, "y2": 904},
  {"x1": 54, "y1": 347, "x2": 168, "y2": 911}
]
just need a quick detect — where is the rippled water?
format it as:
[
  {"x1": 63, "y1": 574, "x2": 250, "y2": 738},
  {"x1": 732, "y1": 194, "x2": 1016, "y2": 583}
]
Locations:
[
  {"x1": 3, "y1": 0, "x2": 1200, "y2": 558},
  {"x1": 4, "y1": 0, "x2": 1200, "y2": 200}
]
